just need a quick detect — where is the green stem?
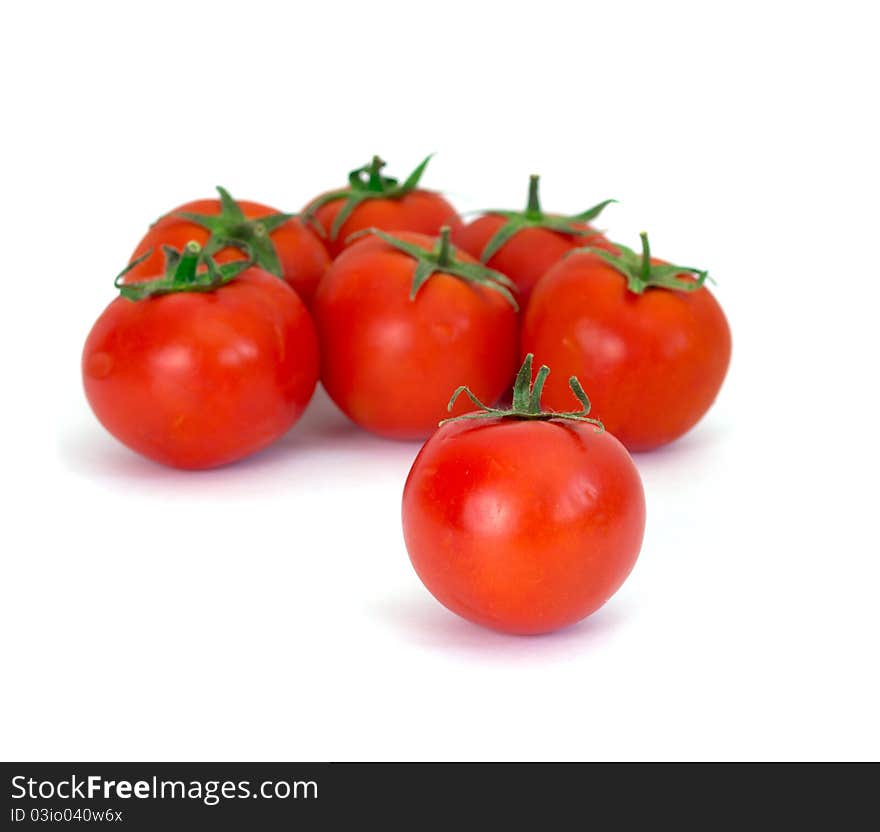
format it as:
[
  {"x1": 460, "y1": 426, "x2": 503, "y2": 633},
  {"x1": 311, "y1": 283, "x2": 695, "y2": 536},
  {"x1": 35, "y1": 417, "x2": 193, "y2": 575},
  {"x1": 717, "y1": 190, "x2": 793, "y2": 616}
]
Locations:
[
  {"x1": 304, "y1": 155, "x2": 435, "y2": 240},
  {"x1": 639, "y1": 231, "x2": 651, "y2": 283},
  {"x1": 434, "y1": 226, "x2": 454, "y2": 267},
  {"x1": 114, "y1": 243, "x2": 255, "y2": 301},
  {"x1": 528, "y1": 365, "x2": 550, "y2": 413},
  {"x1": 474, "y1": 175, "x2": 616, "y2": 263},
  {"x1": 354, "y1": 227, "x2": 519, "y2": 309},
  {"x1": 578, "y1": 232, "x2": 710, "y2": 295},
  {"x1": 172, "y1": 186, "x2": 292, "y2": 279},
  {"x1": 367, "y1": 156, "x2": 386, "y2": 191},
  {"x1": 176, "y1": 241, "x2": 202, "y2": 284},
  {"x1": 441, "y1": 354, "x2": 604, "y2": 428},
  {"x1": 526, "y1": 174, "x2": 542, "y2": 218}
]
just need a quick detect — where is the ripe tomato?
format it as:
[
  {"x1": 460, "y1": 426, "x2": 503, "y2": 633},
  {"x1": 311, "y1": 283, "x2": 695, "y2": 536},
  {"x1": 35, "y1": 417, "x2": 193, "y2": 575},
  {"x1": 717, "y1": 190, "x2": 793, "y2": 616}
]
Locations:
[
  {"x1": 127, "y1": 187, "x2": 329, "y2": 306},
  {"x1": 312, "y1": 227, "x2": 519, "y2": 440},
  {"x1": 451, "y1": 174, "x2": 617, "y2": 305},
  {"x1": 303, "y1": 155, "x2": 462, "y2": 258},
  {"x1": 402, "y1": 356, "x2": 646, "y2": 635},
  {"x1": 83, "y1": 244, "x2": 319, "y2": 469},
  {"x1": 522, "y1": 233, "x2": 732, "y2": 451}
]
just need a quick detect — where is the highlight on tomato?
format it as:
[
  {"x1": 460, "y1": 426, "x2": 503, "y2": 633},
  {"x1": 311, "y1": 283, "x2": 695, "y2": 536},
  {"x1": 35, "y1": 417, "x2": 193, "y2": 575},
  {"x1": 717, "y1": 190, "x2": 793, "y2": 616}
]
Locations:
[
  {"x1": 302, "y1": 155, "x2": 462, "y2": 258},
  {"x1": 522, "y1": 232, "x2": 732, "y2": 451},
  {"x1": 127, "y1": 186, "x2": 330, "y2": 306},
  {"x1": 312, "y1": 226, "x2": 519, "y2": 440},
  {"x1": 451, "y1": 174, "x2": 617, "y2": 305},
  {"x1": 82, "y1": 243, "x2": 320, "y2": 470},
  {"x1": 402, "y1": 355, "x2": 646, "y2": 635}
]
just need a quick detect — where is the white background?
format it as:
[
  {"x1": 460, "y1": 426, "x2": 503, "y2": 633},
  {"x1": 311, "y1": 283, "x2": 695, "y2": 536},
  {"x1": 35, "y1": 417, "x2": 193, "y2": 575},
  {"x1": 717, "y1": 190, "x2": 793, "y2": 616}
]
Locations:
[{"x1": 2, "y1": 1, "x2": 878, "y2": 761}]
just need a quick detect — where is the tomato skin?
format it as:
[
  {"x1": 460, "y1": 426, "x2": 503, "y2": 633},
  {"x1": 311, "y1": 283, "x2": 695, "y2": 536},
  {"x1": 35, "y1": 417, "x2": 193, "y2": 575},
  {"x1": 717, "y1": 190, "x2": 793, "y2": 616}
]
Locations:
[
  {"x1": 451, "y1": 215, "x2": 615, "y2": 305},
  {"x1": 312, "y1": 232, "x2": 519, "y2": 440},
  {"x1": 82, "y1": 269, "x2": 319, "y2": 469},
  {"x1": 127, "y1": 198, "x2": 330, "y2": 306},
  {"x1": 522, "y1": 251, "x2": 732, "y2": 451},
  {"x1": 402, "y1": 417, "x2": 646, "y2": 635},
  {"x1": 306, "y1": 190, "x2": 462, "y2": 258}
]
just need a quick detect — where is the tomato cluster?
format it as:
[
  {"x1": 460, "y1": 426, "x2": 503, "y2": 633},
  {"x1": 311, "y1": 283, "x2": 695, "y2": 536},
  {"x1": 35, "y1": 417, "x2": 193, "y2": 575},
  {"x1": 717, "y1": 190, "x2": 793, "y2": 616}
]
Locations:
[{"x1": 82, "y1": 155, "x2": 730, "y2": 635}]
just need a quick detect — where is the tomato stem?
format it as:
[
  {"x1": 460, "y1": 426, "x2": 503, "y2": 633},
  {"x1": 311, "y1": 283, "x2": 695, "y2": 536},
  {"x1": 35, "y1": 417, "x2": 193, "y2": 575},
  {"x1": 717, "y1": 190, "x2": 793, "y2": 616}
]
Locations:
[
  {"x1": 434, "y1": 226, "x2": 454, "y2": 267},
  {"x1": 576, "y1": 232, "x2": 710, "y2": 295},
  {"x1": 473, "y1": 175, "x2": 616, "y2": 263},
  {"x1": 176, "y1": 242, "x2": 202, "y2": 284},
  {"x1": 639, "y1": 232, "x2": 652, "y2": 283},
  {"x1": 526, "y1": 174, "x2": 543, "y2": 218},
  {"x1": 114, "y1": 243, "x2": 255, "y2": 301},
  {"x1": 366, "y1": 156, "x2": 387, "y2": 192},
  {"x1": 172, "y1": 186, "x2": 293, "y2": 279},
  {"x1": 442, "y1": 354, "x2": 604, "y2": 428},
  {"x1": 350, "y1": 227, "x2": 519, "y2": 309},
  {"x1": 304, "y1": 154, "x2": 436, "y2": 241}
]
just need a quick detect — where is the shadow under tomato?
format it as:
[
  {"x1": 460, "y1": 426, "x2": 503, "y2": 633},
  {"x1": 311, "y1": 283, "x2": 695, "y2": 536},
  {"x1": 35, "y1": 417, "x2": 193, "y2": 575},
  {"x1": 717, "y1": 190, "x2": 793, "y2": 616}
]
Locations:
[
  {"x1": 367, "y1": 593, "x2": 629, "y2": 661},
  {"x1": 56, "y1": 386, "x2": 423, "y2": 489},
  {"x1": 627, "y1": 420, "x2": 731, "y2": 492}
]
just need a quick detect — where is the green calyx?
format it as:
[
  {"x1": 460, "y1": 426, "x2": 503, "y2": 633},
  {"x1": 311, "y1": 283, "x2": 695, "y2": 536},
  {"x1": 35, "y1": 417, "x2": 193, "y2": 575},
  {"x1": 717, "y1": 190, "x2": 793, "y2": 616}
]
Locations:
[
  {"x1": 355, "y1": 226, "x2": 519, "y2": 310},
  {"x1": 476, "y1": 174, "x2": 616, "y2": 262},
  {"x1": 114, "y1": 242, "x2": 254, "y2": 301},
  {"x1": 580, "y1": 231, "x2": 709, "y2": 294},
  {"x1": 303, "y1": 154, "x2": 434, "y2": 241},
  {"x1": 441, "y1": 353, "x2": 604, "y2": 429},
  {"x1": 173, "y1": 186, "x2": 293, "y2": 278}
]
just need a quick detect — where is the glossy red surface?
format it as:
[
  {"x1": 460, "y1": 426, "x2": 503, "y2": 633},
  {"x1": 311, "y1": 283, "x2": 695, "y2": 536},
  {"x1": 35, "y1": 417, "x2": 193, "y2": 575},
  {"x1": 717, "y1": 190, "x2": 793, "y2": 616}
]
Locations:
[
  {"x1": 82, "y1": 269, "x2": 319, "y2": 469},
  {"x1": 402, "y1": 417, "x2": 646, "y2": 634}
]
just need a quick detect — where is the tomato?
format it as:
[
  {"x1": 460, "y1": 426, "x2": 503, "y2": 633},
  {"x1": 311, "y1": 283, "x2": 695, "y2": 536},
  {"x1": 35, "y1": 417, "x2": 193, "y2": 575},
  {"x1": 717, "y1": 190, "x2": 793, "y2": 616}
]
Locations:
[
  {"x1": 451, "y1": 174, "x2": 617, "y2": 305},
  {"x1": 83, "y1": 244, "x2": 319, "y2": 469},
  {"x1": 313, "y1": 227, "x2": 519, "y2": 440},
  {"x1": 127, "y1": 186, "x2": 329, "y2": 306},
  {"x1": 303, "y1": 155, "x2": 462, "y2": 258},
  {"x1": 522, "y1": 233, "x2": 732, "y2": 451},
  {"x1": 402, "y1": 355, "x2": 646, "y2": 635}
]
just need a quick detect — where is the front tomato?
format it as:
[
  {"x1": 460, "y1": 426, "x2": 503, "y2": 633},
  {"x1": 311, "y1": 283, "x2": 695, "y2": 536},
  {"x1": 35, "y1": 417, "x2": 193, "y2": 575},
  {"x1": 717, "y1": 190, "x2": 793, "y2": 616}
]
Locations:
[
  {"x1": 83, "y1": 244, "x2": 319, "y2": 469},
  {"x1": 313, "y1": 227, "x2": 519, "y2": 440},
  {"x1": 402, "y1": 356, "x2": 646, "y2": 635}
]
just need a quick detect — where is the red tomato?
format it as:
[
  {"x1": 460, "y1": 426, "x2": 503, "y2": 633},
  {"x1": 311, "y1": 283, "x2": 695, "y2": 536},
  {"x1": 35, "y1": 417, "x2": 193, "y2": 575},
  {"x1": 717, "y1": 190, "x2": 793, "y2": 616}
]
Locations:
[
  {"x1": 522, "y1": 234, "x2": 732, "y2": 451},
  {"x1": 303, "y1": 155, "x2": 462, "y2": 258},
  {"x1": 83, "y1": 245, "x2": 319, "y2": 469},
  {"x1": 127, "y1": 187, "x2": 329, "y2": 306},
  {"x1": 451, "y1": 175, "x2": 616, "y2": 305},
  {"x1": 402, "y1": 356, "x2": 646, "y2": 635},
  {"x1": 312, "y1": 228, "x2": 519, "y2": 440}
]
